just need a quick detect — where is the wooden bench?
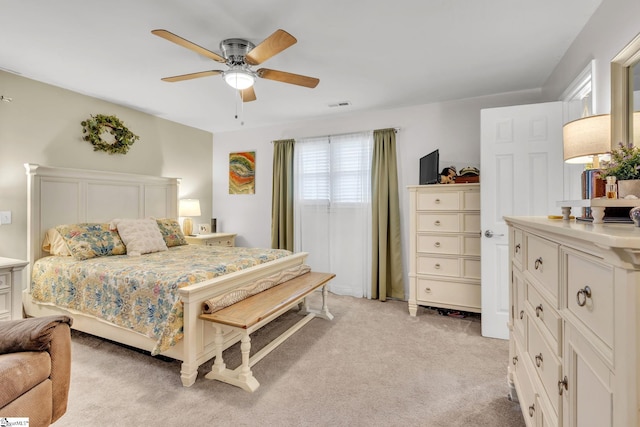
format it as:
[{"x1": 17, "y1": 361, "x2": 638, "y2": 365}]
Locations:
[{"x1": 199, "y1": 271, "x2": 335, "y2": 391}]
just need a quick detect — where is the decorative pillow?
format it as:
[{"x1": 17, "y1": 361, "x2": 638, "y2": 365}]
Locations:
[
  {"x1": 155, "y1": 218, "x2": 188, "y2": 247},
  {"x1": 56, "y1": 223, "x2": 126, "y2": 260},
  {"x1": 111, "y1": 218, "x2": 168, "y2": 256},
  {"x1": 42, "y1": 228, "x2": 71, "y2": 256}
]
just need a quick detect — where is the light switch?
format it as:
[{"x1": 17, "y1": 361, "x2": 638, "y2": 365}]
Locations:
[{"x1": 0, "y1": 211, "x2": 11, "y2": 225}]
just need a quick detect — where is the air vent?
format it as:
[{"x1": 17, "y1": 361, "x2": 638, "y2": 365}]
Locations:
[{"x1": 328, "y1": 101, "x2": 351, "y2": 108}]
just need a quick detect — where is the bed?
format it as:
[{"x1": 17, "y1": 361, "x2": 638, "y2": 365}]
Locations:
[{"x1": 23, "y1": 164, "x2": 308, "y2": 387}]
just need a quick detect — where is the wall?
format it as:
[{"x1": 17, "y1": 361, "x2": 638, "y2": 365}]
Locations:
[
  {"x1": 212, "y1": 89, "x2": 543, "y2": 298},
  {"x1": 0, "y1": 71, "x2": 213, "y2": 260},
  {"x1": 542, "y1": 0, "x2": 640, "y2": 114}
]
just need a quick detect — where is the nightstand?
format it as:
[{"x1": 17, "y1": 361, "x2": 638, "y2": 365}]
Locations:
[
  {"x1": 0, "y1": 257, "x2": 29, "y2": 320},
  {"x1": 185, "y1": 233, "x2": 236, "y2": 247}
]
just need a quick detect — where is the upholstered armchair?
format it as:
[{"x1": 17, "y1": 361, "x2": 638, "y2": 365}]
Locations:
[{"x1": 0, "y1": 315, "x2": 73, "y2": 426}]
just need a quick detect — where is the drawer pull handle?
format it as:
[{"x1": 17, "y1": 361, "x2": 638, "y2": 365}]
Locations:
[
  {"x1": 512, "y1": 355, "x2": 518, "y2": 365},
  {"x1": 535, "y1": 353, "x2": 543, "y2": 367},
  {"x1": 515, "y1": 243, "x2": 521, "y2": 253},
  {"x1": 434, "y1": 242, "x2": 441, "y2": 248},
  {"x1": 435, "y1": 198, "x2": 441, "y2": 204},
  {"x1": 519, "y1": 310, "x2": 524, "y2": 320},
  {"x1": 558, "y1": 376, "x2": 568, "y2": 395},
  {"x1": 528, "y1": 404, "x2": 535, "y2": 417},
  {"x1": 535, "y1": 304, "x2": 543, "y2": 318},
  {"x1": 434, "y1": 263, "x2": 441, "y2": 269},
  {"x1": 424, "y1": 287, "x2": 432, "y2": 294},
  {"x1": 434, "y1": 220, "x2": 441, "y2": 226},
  {"x1": 534, "y1": 257, "x2": 543, "y2": 270},
  {"x1": 576, "y1": 285, "x2": 592, "y2": 307}
]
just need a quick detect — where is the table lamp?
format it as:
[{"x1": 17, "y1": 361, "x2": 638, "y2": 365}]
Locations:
[
  {"x1": 179, "y1": 199, "x2": 201, "y2": 236},
  {"x1": 563, "y1": 114, "x2": 611, "y2": 167}
]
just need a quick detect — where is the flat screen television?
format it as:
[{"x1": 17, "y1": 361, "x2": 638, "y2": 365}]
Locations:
[{"x1": 419, "y1": 149, "x2": 439, "y2": 185}]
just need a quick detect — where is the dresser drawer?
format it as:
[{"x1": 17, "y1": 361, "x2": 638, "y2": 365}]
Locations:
[
  {"x1": 462, "y1": 213, "x2": 480, "y2": 233},
  {"x1": 462, "y1": 258, "x2": 480, "y2": 279},
  {"x1": 417, "y1": 191, "x2": 459, "y2": 210},
  {"x1": 417, "y1": 256, "x2": 459, "y2": 277},
  {"x1": 526, "y1": 235, "x2": 559, "y2": 300},
  {"x1": 417, "y1": 213, "x2": 459, "y2": 232},
  {"x1": 512, "y1": 228, "x2": 524, "y2": 267},
  {"x1": 0, "y1": 272, "x2": 8, "y2": 291},
  {"x1": 512, "y1": 267, "x2": 527, "y2": 344},
  {"x1": 527, "y1": 319, "x2": 562, "y2": 417},
  {"x1": 512, "y1": 340, "x2": 536, "y2": 427},
  {"x1": 462, "y1": 236, "x2": 480, "y2": 256},
  {"x1": 416, "y1": 278, "x2": 480, "y2": 309},
  {"x1": 526, "y1": 281, "x2": 561, "y2": 354},
  {"x1": 206, "y1": 238, "x2": 234, "y2": 247},
  {"x1": 417, "y1": 234, "x2": 459, "y2": 255},
  {"x1": 463, "y1": 190, "x2": 480, "y2": 210},
  {"x1": 0, "y1": 288, "x2": 10, "y2": 320},
  {"x1": 565, "y1": 250, "x2": 614, "y2": 350}
]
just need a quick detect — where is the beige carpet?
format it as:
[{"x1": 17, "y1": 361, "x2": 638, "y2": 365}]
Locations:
[{"x1": 53, "y1": 293, "x2": 525, "y2": 427}]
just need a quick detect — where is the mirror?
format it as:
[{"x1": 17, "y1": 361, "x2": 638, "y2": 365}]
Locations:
[
  {"x1": 634, "y1": 62, "x2": 640, "y2": 145},
  {"x1": 611, "y1": 32, "x2": 640, "y2": 148}
]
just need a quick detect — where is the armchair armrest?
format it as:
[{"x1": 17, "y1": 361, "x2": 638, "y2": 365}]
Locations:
[{"x1": 0, "y1": 315, "x2": 73, "y2": 354}]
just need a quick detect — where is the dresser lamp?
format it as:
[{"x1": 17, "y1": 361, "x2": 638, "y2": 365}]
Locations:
[
  {"x1": 179, "y1": 199, "x2": 201, "y2": 236},
  {"x1": 562, "y1": 114, "x2": 611, "y2": 167}
]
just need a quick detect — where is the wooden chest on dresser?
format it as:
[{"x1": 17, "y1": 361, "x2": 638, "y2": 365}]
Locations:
[
  {"x1": 506, "y1": 216, "x2": 640, "y2": 427},
  {"x1": 408, "y1": 184, "x2": 481, "y2": 316}
]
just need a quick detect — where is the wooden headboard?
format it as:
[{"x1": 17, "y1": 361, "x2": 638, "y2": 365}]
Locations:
[{"x1": 25, "y1": 164, "x2": 180, "y2": 272}]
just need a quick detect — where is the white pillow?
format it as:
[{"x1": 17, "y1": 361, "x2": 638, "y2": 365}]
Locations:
[
  {"x1": 111, "y1": 218, "x2": 168, "y2": 256},
  {"x1": 42, "y1": 228, "x2": 71, "y2": 256}
]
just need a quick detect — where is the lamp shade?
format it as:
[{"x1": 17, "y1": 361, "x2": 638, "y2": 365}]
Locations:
[
  {"x1": 179, "y1": 199, "x2": 201, "y2": 217},
  {"x1": 223, "y1": 70, "x2": 255, "y2": 90},
  {"x1": 563, "y1": 114, "x2": 611, "y2": 164}
]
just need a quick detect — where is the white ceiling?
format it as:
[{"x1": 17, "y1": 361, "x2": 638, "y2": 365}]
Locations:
[{"x1": 0, "y1": 0, "x2": 602, "y2": 134}]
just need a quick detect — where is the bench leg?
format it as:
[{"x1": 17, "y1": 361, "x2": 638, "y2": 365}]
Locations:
[
  {"x1": 205, "y1": 328, "x2": 260, "y2": 392},
  {"x1": 209, "y1": 325, "x2": 226, "y2": 375},
  {"x1": 299, "y1": 284, "x2": 334, "y2": 320}
]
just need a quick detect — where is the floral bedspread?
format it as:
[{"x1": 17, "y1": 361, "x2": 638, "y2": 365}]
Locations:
[{"x1": 31, "y1": 245, "x2": 292, "y2": 355}]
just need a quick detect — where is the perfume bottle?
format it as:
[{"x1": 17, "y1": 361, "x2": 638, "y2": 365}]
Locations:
[{"x1": 606, "y1": 176, "x2": 618, "y2": 199}]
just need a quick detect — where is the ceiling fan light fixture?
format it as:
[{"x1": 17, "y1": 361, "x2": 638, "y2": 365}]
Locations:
[{"x1": 223, "y1": 70, "x2": 255, "y2": 90}]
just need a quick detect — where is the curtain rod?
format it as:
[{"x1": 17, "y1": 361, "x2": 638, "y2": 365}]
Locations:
[{"x1": 272, "y1": 127, "x2": 400, "y2": 143}]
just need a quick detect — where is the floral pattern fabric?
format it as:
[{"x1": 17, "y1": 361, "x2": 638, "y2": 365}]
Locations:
[
  {"x1": 31, "y1": 245, "x2": 292, "y2": 355},
  {"x1": 155, "y1": 218, "x2": 188, "y2": 247},
  {"x1": 56, "y1": 223, "x2": 126, "y2": 260}
]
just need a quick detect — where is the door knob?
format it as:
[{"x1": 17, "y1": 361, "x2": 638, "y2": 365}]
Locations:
[{"x1": 484, "y1": 230, "x2": 504, "y2": 238}]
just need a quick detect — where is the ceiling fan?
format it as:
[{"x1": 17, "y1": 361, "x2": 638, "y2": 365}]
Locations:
[{"x1": 151, "y1": 28, "x2": 319, "y2": 102}]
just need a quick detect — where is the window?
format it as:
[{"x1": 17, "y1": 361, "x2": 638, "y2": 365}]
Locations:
[
  {"x1": 294, "y1": 131, "x2": 373, "y2": 298},
  {"x1": 297, "y1": 134, "x2": 372, "y2": 204}
]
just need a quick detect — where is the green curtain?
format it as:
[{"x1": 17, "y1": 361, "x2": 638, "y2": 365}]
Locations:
[
  {"x1": 271, "y1": 139, "x2": 295, "y2": 250},
  {"x1": 371, "y1": 128, "x2": 404, "y2": 300}
]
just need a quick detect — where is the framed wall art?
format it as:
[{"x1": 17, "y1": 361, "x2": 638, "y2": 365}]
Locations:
[{"x1": 229, "y1": 151, "x2": 255, "y2": 194}]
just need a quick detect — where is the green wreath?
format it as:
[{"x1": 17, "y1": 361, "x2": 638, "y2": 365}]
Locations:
[{"x1": 81, "y1": 114, "x2": 139, "y2": 155}]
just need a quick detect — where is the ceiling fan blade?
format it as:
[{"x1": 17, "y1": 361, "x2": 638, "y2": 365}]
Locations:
[
  {"x1": 161, "y1": 70, "x2": 223, "y2": 82},
  {"x1": 245, "y1": 29, "x2": 297, "y2": 66},
  {"x1": 240, "y1": 86, "x2": 257, "y2": 102},
  {"x1": 151, "y1": 29, "x2": 226, "y2": 63},
  {"x1": 257, "y1": 68, "x2": 319, "y2": 88}
]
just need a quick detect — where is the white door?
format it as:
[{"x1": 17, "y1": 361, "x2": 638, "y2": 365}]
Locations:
[{"x1": 480, "y1": 102, "x2": 564, "y2": 339}]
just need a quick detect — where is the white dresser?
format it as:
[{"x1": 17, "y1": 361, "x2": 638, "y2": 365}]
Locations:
[
  {"x1": 505, "y1": 216, "x2": 640, "y2": 427},
  {"x1": 0, "y1": 257, "x2": 29, "y2": 320},
  {"x1": 184, "y1": 233, "x2": 236, "y2": 247},
  {"x1": 408, "y1": 184, "x2": 481, "y2": 316}
]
